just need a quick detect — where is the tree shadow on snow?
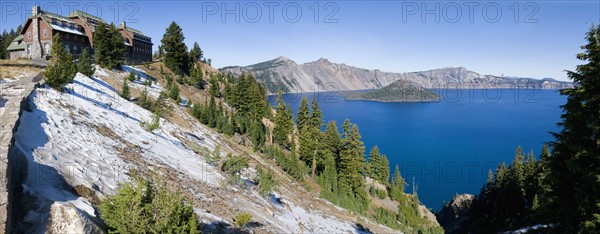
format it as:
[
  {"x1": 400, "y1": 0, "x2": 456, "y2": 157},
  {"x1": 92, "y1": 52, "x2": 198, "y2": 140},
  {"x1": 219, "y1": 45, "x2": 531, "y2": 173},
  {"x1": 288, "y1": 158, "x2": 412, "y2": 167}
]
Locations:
[{"x1": 66, "y1": 82, "x2": 140, "y2": 123}]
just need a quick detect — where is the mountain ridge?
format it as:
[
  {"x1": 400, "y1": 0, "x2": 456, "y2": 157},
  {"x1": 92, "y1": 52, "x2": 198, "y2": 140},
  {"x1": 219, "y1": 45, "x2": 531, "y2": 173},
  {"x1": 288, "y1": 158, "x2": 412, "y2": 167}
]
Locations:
[{"x1": 220, "y1": 57, "x2": 573, "y2": 94}]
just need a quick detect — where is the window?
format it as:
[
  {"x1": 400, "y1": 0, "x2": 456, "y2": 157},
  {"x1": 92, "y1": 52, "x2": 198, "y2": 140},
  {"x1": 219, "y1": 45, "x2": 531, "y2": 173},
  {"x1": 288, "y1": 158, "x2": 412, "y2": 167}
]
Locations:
[
  {"x1": 27, "y1": 32, "x2": 31, "y2": 39},
  {"x1": 44, "y1": 43, "x2": 50, "y2": 54},
  {"x1": 65, "y1": 44, "x2": 70, "y2": 53},
  {"x1": 62, "y1": 21, "x2": 66, "y2": 27},
  {"x1": 70, "y1": 23, "x2": 75, "y2": 28},
  {"x1": 66, "y1": 34, "x2": 69, "y2": 39},
  {"x1": 43, "y1": 29, "x2": 47, "y2": 37},
  {"x1": 73, "y1": 45, "x2": 78, "y2": 53},
  {"x1": 27, "y1": 45, "x2": 32, "y2": 55},
  {"x1": 52, "y1": 18, "x2": 57, "y2": 24}
]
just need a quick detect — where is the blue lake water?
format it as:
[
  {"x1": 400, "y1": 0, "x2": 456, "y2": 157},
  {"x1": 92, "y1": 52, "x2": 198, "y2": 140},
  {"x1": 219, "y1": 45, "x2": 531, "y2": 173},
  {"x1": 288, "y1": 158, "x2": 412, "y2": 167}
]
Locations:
[{"x1": 271, "y1": 89, "x2": 566, "y2": 211}]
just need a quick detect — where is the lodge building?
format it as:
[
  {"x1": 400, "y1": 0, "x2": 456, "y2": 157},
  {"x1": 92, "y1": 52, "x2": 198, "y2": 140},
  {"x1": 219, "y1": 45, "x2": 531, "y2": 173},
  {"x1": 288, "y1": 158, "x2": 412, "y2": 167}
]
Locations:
[{"x1": 7, "y1": 6, "x2": 153, "y2": 63}]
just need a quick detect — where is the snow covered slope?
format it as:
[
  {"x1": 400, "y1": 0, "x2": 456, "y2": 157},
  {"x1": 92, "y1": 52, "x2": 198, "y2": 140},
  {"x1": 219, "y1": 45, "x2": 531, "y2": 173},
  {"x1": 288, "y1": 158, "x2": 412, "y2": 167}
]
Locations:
[{"x1": 12, "y1": 70, "x2": 382, "y2": 233}]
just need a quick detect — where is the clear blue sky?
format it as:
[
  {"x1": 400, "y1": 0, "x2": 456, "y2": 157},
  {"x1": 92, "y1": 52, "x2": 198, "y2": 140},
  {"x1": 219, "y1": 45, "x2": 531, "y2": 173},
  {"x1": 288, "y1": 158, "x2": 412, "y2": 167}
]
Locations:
[{"x1": 2, "y1": 1, "x2": 599, "y2": 81}]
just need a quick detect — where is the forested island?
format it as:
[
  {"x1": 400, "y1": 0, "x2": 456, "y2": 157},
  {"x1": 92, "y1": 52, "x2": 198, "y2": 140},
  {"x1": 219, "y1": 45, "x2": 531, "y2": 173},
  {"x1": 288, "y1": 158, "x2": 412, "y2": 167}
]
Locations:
[{"x1": 344, "y1": 80, "x2": 440, "y2": 102}]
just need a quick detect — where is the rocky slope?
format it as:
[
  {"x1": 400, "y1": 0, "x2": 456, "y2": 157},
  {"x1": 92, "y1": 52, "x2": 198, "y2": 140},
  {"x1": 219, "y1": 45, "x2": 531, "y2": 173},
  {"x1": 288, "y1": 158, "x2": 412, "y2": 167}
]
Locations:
[
  {"x1": 8, "y1": 65, "x2": 439, "y2": 233},
  {"x1": 220, "y1": 57, "x2": 573, "y2": 93},
  {"x1": 435, "y1": 194, "x2": 475, "y2": 233}
]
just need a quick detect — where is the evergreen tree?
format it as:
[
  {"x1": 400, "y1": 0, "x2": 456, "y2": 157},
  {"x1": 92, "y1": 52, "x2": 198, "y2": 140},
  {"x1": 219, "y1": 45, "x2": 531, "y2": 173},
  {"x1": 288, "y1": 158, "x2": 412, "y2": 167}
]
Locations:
[
  {"x1": 323, "y1": 121, "x2": 341, "y2": 162},
  {"x1": 121, "y1": 78, "x2": 131, "y2": 100},
  {"x1": 77, "y1": 47, "x2": 95, "y2": 77},
  {"x1": 297, "y1": 98, "x2": 310, "y2": 132},
  {"x1": 168, "y1": 82, "x2": 180, "y2": 101},
  {"x1": 338, "y1": 119, "x2": 368, "y2": 211},
  {"x1": 0, "y1": 34, "x2": 5, "y2": 59},
  {"x1": 44, "y1": 34, "x2": 76, "y2": 89},
  {"x1": 390, "y1": 165, "x2": 406, "y2": 202},
  {"x1": 310, "y1": 98, "x2": 323, "y2": 129},
  {"x1": 94, "y1": 22, "x2": 125, "y2": 69},
  {"x1": 273, "y1": 91, "x2": 293, "y2": 147},
  {"x1": 161, "y1": 21, "x2": 189, "y2": 75},
  {"x1": 128, "y1": 69, "x2": 136, "y2": 81},
  {"x1": 189, "y1": 41, "x2": 202, "y2": 63},
  {"x1": 367, "y1": 146, "x2": 390, "y2": 184},
  {"x1": 100, "y1": 177, "x2": 198, "y2": 233},
  {"x1": 545, "y1": 24, "x2": 600, "y2": 232},
  {"x1": 209, "y1": 76, "x2": 220, "y2": 97},
  {"x1": 61, "y1": 52, "x2": 77, "y2": 83}
]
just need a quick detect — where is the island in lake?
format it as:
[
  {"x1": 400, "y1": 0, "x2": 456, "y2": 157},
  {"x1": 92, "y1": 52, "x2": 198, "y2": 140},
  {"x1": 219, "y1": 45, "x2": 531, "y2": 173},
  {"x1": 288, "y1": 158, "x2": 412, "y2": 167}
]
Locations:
[{"x1": 344, "y1": 80, "x2": 440, "y2": 102}]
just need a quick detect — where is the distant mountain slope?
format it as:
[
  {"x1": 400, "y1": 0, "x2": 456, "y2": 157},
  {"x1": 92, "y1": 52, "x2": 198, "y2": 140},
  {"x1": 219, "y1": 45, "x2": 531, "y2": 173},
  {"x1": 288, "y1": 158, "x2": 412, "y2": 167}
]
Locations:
[
  {"x1": 345, "y1": 80, "x2": 440, "y2": 102},
  {"x1": 220, "y1": 57, "x2": 573, "y2": 93}
]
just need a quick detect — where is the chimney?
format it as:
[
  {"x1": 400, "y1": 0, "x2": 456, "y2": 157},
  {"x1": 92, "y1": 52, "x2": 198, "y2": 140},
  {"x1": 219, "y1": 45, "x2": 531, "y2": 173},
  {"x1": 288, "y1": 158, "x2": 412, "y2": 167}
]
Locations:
[
  {"x1": 122, "y1": 21, "x2": 126, "y2": 29},
  {"x1": 32, "y1": 5, "x2": 40, "y2": 16}
]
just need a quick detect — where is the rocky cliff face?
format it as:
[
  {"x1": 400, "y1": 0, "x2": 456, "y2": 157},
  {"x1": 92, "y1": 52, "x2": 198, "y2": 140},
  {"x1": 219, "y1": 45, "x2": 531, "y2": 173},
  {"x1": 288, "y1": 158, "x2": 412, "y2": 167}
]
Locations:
[
  {"x1": 221, "y1": 57, "x2": 574, "y2": 93},
  {"x1": 436, "y1": 194, "x2": 475, "y2": 233}
]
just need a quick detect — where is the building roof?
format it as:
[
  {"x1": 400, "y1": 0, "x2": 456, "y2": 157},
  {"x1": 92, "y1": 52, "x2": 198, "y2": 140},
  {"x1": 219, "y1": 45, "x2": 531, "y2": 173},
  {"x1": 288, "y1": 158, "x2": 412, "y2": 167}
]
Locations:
[
  {"x1": 6, "y1": 35, "x2": 25, "y2": 51},
  {"x1": 117, "y1": 22, "x2": 145, "y2": 36},
  {"x1": 49, "y1": 23, "x2": 84, "y2": 35},
  {"x1": 68, "y1": 10, "x2": 105, "y2": 32},
  {"x1": 68, "y1": 10, "x2": 105, "y2": 23},
  {"x1": 39, "y1": 10, "x2": 75, "y2": 24},
  {"x1": 21, "y1": 10, "x2": 86, "y2": 36},
  {"x1": 118, "y1": 22, "x2": 153, "y2": 44}
]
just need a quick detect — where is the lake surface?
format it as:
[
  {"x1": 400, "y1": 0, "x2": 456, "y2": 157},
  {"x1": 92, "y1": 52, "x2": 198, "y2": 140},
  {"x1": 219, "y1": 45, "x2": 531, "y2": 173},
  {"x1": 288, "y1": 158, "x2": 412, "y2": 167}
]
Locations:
[{"x1": 270, "y1": 89, "x2": 566, "y2": 211}]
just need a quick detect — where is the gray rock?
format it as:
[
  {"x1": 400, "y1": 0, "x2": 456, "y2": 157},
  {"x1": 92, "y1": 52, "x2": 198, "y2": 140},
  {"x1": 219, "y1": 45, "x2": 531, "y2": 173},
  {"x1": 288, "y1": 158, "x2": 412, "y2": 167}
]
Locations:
[{"x1": 221, "y1": 57, "x2": 574, "y2": 94}]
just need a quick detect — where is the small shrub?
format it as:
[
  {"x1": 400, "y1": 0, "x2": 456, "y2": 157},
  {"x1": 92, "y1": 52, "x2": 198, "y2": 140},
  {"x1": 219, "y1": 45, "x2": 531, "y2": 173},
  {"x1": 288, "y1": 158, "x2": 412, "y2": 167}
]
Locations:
[
  {"x1": 121, "y1": 79, "x2": 131, "y2": 100},
  {"x1": 99, "y1": 177, "x2": 199, "y2": 233},
  {"x1": 257, "y1": 167, "x2": 278, "y2": 196},
  {"x1": 221, "y1": 155, "x2": 248, "y2": 175},
  {"x1": 234, "y1": 212, "x2": 252, "y2": 229},
  {"x1": 142, "y1": 111, "x2": 160, "y2": 132},
  {"x1": 205, "y1": 145, "x2": 222, "y2": 166},
  {"x1": 127, "y1": 69, "x2": 136, "y2": 81}
]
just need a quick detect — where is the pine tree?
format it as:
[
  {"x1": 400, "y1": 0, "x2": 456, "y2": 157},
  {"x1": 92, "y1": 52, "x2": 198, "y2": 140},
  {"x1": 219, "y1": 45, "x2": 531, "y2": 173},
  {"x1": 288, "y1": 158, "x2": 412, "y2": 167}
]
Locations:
[
  {"x1": 44, "y1": 34, "x2": 75, "y2": 89},
  {"x1": 209, "y1": 76, "x2": 220, "y2": 97},
  {"x1": 100, "y1": 177, "x2": 198, "y2": 233},
  {"x1": 310, "y1": 98, "x2": 323, "y2": 129},
  {"x1": 0, "y1": 34, "x2": 5, "y2": 59},
  {"x1": 297, "y1": 98, "x2": 310, "y2": 132},
  {"x1": 161, "y1": 21, "x2": 189, "y2": 75},
  {"x1": 338, "y1": 119, "x2": 368, "y2": 211},
  {"x1": 545, "y1": 24, "x2": 600, "y2": 232},
  {"x1": 121, "y1": 78, "x2": 131, "y2": 100},
  {"x1": 189, "y1": 41, "x2": 202, "y2": 63},
  {"x1": 78, "y1": 47, "x2": 95, "y2": 77},
  {"x1": 94, "y1": 22, "x2": 125, "y2": 69},
  {"x1": 367, "y1": 146, "x2": 390, "y2": 185},
  {"x1": 324, "y1": 121, "x2": 341, "y2": 162},
  {"x1": 128, "y1": 69, "x2": 136, "y2": 81},
  {"x1": 273, "y1": 91, "x2": 293, "y2": 147},
  {"x1": 62, "y1": 52, "x2": 77, "y2": 83},
  {"x1": 390, "y1": 165, "x2": 406, "y2": 202}
]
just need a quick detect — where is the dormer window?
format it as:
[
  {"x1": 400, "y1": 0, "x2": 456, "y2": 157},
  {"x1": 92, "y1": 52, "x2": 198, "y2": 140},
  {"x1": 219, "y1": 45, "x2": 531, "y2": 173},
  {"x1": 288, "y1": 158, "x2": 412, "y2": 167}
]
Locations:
[
  {"x1": 52, "y1": 18, "x2": 57, "y2": 24},
  {"x1": 62, "y1": 21, "x2": 66, "y2": 27},
  {"x1": 70, "y1": 23, "x2": 75, "y2": 28}
]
